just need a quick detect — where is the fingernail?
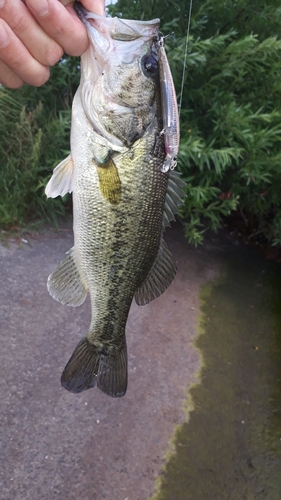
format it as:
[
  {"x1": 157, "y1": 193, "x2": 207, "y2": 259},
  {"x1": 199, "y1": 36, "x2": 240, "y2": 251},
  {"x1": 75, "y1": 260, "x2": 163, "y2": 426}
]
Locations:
[
  {"x1": 27, "y1": 0, "x2": 50, "y2": 17},
  {"x1": 0, "y1": 23, "x2": 9, "y2": 48}
]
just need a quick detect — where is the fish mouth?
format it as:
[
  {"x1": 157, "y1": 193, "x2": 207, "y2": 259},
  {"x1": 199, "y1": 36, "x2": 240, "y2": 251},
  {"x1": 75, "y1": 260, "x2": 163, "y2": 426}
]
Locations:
[
  {"x1": 74, "y1": 1, "x2": 159, "y2": 42},
  {"x1": 74, "y1": 1, "x2": 90, "y2": 27},
  {"x1": 74, "y1": 1, "x2": 160, "y2": 78}
]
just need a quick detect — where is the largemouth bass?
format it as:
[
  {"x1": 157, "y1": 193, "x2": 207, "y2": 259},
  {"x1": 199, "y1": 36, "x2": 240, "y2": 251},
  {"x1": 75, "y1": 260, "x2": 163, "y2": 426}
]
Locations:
[{"x1": 45, "y1": 3, "x2": 185, "y2": 398}]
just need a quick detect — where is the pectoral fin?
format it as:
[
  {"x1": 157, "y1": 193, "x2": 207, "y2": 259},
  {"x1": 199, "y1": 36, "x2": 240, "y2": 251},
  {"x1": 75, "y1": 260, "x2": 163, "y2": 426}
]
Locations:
[
  {"x1": 45, "y1": 155, "x2": 73, "y2": 198},
  {"x1": 134, "y1": 238, "x2": 177, "y2": 306},
  {"x1": 96, "y1": 158, "x2": 121, "y2": 205},
  {"x1": 47, "y1": 247, "x2": 87, "y2": 306}
]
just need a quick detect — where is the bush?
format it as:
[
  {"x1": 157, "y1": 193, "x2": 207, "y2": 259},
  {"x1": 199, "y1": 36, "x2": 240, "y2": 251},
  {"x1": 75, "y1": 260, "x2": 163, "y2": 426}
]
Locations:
[
  {"x1": 173, "y1": 30, "x2": 281, "y2": 244},
  {"x1": 109, "y1": 0, "x2": 281, "y2": 245},
  {"x1": 0, "y1": 57, "x2": 79, "y2": 228}
]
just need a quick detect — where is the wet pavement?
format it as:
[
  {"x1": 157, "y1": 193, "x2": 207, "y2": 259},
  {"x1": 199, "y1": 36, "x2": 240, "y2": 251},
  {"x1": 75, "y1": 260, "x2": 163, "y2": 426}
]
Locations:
[
  {"x1": 0, "y1": 224, "x2": 218, "y2": 500},
  {"x1": 1, "y1": 224, "x2": 281, "y2": 500},
  {"x1": 151, "y1": 238, "x2": 281, "y2": 500}
]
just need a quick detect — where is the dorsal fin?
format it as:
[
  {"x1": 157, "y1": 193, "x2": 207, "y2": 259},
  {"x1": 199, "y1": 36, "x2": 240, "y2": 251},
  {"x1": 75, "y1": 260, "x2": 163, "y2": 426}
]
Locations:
[
  {"x1": 162, "y1": 170, "x2": 186, "y2": 229},
  {"x1": 134, "y1": 238, "x2": 177, "y2": 306}
]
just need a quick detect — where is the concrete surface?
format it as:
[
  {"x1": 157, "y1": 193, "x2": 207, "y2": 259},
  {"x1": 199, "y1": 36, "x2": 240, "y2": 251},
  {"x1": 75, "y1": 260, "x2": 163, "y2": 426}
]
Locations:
[
  {"x1": 0, "y1": 223, "x2": 219, "y2": 500},
  {"x1": 150, "y1": 237, "x2": 281, "y2": 500}
]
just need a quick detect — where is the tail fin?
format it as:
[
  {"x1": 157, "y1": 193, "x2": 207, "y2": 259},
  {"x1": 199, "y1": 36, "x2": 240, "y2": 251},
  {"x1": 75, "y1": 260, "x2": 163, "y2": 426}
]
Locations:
[{"x1": 61, "y1": 337, "x2": 127, "y2": 398}]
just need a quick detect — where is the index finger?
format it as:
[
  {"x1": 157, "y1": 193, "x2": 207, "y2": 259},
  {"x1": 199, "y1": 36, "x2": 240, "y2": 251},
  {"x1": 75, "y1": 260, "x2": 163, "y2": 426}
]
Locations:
[{"x1": 25, "y1": 0, "x2": 90, "y2": 56}]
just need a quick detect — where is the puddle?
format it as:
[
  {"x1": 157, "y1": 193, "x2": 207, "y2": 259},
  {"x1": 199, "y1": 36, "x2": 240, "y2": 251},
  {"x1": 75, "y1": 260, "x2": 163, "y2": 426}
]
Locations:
[{"x1": 150, "y1": 241, "x2": 281, "y2": 500}]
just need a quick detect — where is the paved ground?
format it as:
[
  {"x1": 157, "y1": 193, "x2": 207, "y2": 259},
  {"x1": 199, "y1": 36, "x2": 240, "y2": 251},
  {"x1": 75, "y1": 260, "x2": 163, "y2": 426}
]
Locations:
[{"x1": 0, "y1": 223, "x2": 219, "y2": 500}]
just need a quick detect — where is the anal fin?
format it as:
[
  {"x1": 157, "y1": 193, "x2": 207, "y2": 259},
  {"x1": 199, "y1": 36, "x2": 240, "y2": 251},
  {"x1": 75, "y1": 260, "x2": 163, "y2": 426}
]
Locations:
[
  {"x1": 47, "y1": 247, "x2": 87, "y2": 306},
  {"x1": 134, "y1": 238, "x2": 177, "y2": 306}
]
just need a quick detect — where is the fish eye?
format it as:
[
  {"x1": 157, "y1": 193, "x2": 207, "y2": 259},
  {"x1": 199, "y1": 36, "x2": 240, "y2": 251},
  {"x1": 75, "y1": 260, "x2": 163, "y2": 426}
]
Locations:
[{"x1": 141, "y1": 54, "x2": 158, "y2": 77}]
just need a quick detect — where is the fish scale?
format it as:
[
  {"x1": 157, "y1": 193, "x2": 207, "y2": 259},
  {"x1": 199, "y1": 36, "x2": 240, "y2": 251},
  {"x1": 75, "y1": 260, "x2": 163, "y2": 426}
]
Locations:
[{"x1": 45, "y1": 5, "x2": 185, "y2": 397}]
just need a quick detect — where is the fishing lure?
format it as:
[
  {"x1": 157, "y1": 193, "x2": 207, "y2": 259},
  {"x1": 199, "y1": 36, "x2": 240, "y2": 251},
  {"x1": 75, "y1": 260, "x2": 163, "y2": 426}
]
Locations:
[{"x1": 158, "y1": 35, "x2": 180, "y2": 173}]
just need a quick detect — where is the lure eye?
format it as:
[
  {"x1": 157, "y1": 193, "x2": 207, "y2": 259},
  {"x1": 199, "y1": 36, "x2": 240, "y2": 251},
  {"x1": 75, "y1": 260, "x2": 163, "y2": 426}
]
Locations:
[{"x1": 141, "y1": 54, "x2": 158, "y2": 77}]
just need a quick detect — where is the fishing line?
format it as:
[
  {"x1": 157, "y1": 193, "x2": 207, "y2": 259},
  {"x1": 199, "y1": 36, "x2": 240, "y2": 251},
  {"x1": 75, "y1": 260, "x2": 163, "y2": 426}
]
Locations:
[{"x1": 178, "y1": 0, "x2": 193, "y2": 117}]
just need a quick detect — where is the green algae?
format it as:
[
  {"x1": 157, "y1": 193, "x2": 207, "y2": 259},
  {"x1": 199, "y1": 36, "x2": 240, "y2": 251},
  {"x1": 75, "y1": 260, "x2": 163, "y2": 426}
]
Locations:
[{"x1": 150, "y1": 243, "x2": 281, "y2": 500}]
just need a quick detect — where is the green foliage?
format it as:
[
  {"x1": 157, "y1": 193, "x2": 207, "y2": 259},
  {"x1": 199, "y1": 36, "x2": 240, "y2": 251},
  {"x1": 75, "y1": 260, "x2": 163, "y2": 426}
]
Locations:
[
  {"x1": 174, "y1": 29, "x2": 281, "y2": 244},
  {"x1": 110, "y1": 0, "x2": 281, "y2": 246},
  {"x1": 0, "y1": 57, "x2": 78, "y2": 228}
]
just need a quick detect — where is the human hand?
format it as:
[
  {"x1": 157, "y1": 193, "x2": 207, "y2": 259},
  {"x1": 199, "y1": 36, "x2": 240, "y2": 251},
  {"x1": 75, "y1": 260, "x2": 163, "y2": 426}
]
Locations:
[{"x1": 0, "y1": 0, "x2": 105, "y2": 88}]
